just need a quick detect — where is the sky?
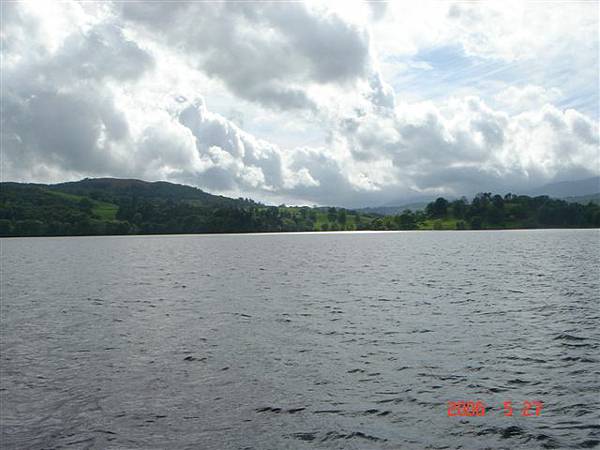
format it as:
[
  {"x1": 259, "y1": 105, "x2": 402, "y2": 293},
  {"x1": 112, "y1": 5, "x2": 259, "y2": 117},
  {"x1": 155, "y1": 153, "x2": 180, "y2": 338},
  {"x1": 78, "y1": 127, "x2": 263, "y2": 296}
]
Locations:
[{"x1": 1, "y1": 0, "x2": 599, "y2": 207}]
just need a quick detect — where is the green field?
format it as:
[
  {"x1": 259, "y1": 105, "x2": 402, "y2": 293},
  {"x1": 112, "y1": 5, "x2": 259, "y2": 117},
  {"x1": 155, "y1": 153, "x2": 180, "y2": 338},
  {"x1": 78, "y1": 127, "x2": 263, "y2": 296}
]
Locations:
[
  {"x1": 47, "y1": 190, "x2": 118, "y2": 220},
  {"x1": 418, "y1": 218, "x2": 462, "y2": 230},
  {"x1": 91, "y1": 201, "x2": 118, "y2": 220}
]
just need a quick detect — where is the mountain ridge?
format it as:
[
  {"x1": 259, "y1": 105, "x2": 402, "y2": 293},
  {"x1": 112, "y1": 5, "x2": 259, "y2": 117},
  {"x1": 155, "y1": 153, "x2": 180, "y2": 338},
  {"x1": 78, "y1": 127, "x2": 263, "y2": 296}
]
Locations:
[{"x1": 527, "y1": 176, "x2": 600, "y2": 198}]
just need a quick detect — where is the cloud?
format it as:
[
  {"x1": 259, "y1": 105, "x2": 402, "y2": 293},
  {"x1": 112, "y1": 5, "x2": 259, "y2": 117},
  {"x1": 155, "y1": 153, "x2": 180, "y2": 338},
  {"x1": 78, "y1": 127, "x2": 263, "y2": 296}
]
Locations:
[
  {"x1": 326, "y1": 95, "x2": 599, "y2": 200},
  {"x1": 494, "y1": 85, "x2": 563, "y2": 113},
  {"x1": 55, "y1": 23, "x2": 154, "y2": 83},
  {"x1": 368, "y1": 3, "x2": 387, "y2": 22},
  {"x1": 1, "y1": 1, "x2": 598, "y2": 208},
  {"x1": 372, "y1": 2, "x2": 598, "y2": 116},
  {"x1": 1, "y1": 4, "x2": 154, "y2": 182},
  {"x1": 177, "y1": 99, "x2": 285, "y2": 192},
  {"x1": 117, "y1": 1, "x2": 371, "y2": 111},
  {"x1": 446, "y1": 1, "x2": 597, "y2": 62}
]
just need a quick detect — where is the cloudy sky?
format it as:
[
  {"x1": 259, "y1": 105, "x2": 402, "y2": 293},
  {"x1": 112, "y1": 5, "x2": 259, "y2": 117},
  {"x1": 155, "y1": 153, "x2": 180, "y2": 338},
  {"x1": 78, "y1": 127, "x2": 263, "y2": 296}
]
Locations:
[{"x1": 2, "y1": 1, "x2": 599, "y2": 207}]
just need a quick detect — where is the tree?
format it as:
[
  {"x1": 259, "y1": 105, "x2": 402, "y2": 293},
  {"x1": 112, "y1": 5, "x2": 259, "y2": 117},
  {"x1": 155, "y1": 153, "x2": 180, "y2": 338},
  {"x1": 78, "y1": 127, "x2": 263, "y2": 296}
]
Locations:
[
  {"x1": 487, "y1": 206, "x2": 505, "y2": 226},
  {"x1": 492, "y1": 194, "x2": 504, "y2": 210},
  {"x1": 327, "y1": 207, "x2": 337, "y2": 223},
  {"x1": 469, "y1": 216, "x2": 483, "y2": 230},
  {"x1": 16, "y1": 219, "x2": 44, "y2": 236},
  {"x1": 426, "y1": 197, "x2": 449, "y2": 218},
  {"x1": 371, "y1": 218, "x2": 385, "y2": 230},
  {"x1": 394, "y1": 210, "x2": 417, "y2": 230},
  {"x1": 450, "y1": 199, "x2": 467, "y2": 219},
  {"x1": 79, "y1": 198, "x2": 93, "y2": 212},
  {"x1": 0, "y1": 219, "x2": 12, "y2": 235}
]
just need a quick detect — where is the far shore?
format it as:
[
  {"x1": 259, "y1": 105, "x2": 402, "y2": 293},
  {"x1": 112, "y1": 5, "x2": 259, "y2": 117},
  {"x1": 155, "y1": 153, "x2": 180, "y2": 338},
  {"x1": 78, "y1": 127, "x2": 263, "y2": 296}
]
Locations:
[{"x1": 2, "y1": 227, "x2": 598, "y2": 239}]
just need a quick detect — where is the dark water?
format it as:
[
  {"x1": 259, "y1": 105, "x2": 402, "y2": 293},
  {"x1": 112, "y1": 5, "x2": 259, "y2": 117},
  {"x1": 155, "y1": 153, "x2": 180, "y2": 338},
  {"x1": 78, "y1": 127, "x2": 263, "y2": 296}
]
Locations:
[{"x1": 1, "y1": 230, "x2": 599, "y2": 450}]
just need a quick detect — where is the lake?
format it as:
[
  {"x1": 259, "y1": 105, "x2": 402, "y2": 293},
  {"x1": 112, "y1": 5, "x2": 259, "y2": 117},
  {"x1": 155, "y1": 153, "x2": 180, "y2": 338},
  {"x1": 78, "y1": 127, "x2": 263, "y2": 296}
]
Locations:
[{"x1": 1, "y1": 230, "x2": 599, "y2": 449}]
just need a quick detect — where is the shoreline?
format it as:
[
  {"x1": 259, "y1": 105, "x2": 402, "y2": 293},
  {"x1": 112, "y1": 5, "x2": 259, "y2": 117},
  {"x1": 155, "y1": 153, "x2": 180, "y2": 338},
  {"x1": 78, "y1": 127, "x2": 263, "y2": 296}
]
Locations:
[{"x1": 1, "y1": 227, "x2": 598, "y2": 239}]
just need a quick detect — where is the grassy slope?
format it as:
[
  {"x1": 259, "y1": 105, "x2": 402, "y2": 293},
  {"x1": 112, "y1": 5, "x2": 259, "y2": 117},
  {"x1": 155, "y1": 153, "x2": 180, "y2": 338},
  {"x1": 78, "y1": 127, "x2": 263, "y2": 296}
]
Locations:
[
  {"x1": 91, "y1": 202, "x2": 118, "y2": 220},
  {"x1": 279, "y1": 207, "x2": 363, "y2": 230},
  {"x1": 418, "y1": 217, "x2": 460, "y2": 230},
  {"x1": 46, "y1": 190, "x2": 118, "y2": 220}
]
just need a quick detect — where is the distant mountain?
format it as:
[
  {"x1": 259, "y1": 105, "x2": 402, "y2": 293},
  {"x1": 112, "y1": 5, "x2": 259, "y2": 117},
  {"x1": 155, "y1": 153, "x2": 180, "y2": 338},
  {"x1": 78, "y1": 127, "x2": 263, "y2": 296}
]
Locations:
[
  {"x1": 563, "y1": 193, "x2": 600, "y2": 205},
  {"x1": 528, "y1": 176, "x2": 600, "y2": 198},
  {"x1": 364, "y1": 177, "x2": 600, "y2": 212},
  {"x1": 358, "y1": 201, "x2": 429, "y2": 216}
]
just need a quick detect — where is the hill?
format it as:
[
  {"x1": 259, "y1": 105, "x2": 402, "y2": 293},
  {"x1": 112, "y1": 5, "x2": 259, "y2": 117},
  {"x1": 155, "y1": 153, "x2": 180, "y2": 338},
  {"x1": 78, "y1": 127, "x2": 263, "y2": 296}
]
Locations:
[
  {"x1": 0, "y1": 178, "x2": 374, "y2": 236},
  {"x1": 48, "y1": 178, "x2": 254, "y2": 207}
]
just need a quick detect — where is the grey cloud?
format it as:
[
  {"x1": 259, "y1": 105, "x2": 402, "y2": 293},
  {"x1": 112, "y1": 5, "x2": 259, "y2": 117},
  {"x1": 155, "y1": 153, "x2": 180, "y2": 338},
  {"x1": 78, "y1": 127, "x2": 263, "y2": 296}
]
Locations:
[
  {"x1": 569, "y1": 112, "x2": 596, "y2": 145},
  {"x1": 40, "y1": 91, "x2": 124, "y2": 168},
  {"x1": 118, "y1": 1, "x2": 185, "y2": 24},
  {"x1": 1, "y1": 2, "x2": 41, "y2": 55},
  {"x1": 368, "y1": 72, "x2": 395, "y2": 110},
  {"x1": 136, "y1": 123, "x2": 197, "y2": 172},
  {"x1": 472, "y1": 119, "x2": 504, "y2": 148},
  {"x1": 118, "y1": 1, "x2": 370, "y2": 111},
  {"x1": 178, "y1": 100, "x2": 284, "y2": 190},
  {"x1": 234, "y1": 83, "x2": 316, "y2": 112},
  {"x1": 412, "y1": 165, "x2": 521, "y2": 195},
  {"x1": 1, "y1": 5, "x2": 154, "y2": 181},
  {"x1": 194, "y1": 166, "x2": 237, "y2": 192},
  {"x1": 4, "y1": 19, "x2": 153, "y2": 91},
  {"x1": 286, "y1": 148, "x2": 363, "y2": 206},
  {"x1": 252, "y1": 4, "x2": 370, "y2": 83},
  {"x1": 56, "y1": 24, "x2": 154, "y2": 82},
  {"x1": 2, "y1": 87, "x2": 130, "y2": 179}
]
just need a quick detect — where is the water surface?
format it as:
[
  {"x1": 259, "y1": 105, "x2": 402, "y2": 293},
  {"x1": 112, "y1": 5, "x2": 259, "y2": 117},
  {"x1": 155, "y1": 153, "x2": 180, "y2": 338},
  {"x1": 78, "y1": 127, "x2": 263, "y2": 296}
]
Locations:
[{"x1": 1, "y1": 230, "x2": 599, "y2": 449}]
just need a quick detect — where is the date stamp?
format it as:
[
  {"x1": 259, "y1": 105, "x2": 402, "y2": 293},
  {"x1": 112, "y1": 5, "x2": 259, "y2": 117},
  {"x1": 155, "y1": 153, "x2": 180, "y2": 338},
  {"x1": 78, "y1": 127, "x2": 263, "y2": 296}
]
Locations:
[{"x1": 447, "y1": 400, "x2": 543, "y2": 417}]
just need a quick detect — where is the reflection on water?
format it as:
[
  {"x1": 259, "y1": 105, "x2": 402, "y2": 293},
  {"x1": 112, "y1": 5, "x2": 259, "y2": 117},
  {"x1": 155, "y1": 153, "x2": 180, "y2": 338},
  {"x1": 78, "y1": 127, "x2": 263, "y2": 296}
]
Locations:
[{"x1": 1, "y1": 230, "x2": 599, "y2": 449}]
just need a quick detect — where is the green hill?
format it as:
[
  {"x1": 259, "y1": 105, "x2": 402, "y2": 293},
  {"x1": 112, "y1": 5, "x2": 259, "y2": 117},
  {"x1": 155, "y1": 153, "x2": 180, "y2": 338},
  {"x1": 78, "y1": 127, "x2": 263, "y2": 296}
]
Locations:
[{"x1": 0, "y1": 179, "x2": 372, "y2": 236}]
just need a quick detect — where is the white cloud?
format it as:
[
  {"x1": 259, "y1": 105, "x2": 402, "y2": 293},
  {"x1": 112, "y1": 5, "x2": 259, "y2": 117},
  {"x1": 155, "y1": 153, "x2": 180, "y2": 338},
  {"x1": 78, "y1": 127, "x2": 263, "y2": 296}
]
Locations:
[{"x1": 494, "y1": 85, "x2": 563, "y2": 113}]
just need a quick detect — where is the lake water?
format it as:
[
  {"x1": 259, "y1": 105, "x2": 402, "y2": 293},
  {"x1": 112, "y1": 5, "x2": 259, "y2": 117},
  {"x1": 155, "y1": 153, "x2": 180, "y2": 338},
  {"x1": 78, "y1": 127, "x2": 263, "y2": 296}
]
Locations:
[{"x1": 1, "y1": 230, "x2": 599, "y2": 449}]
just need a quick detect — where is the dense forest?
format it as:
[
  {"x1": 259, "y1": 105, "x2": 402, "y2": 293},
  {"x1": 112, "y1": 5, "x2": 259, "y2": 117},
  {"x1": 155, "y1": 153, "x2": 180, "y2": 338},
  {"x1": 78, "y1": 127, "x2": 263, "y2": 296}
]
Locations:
[{"x1": 0, "y1": 178, "x2": 599, "y2": 237}]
